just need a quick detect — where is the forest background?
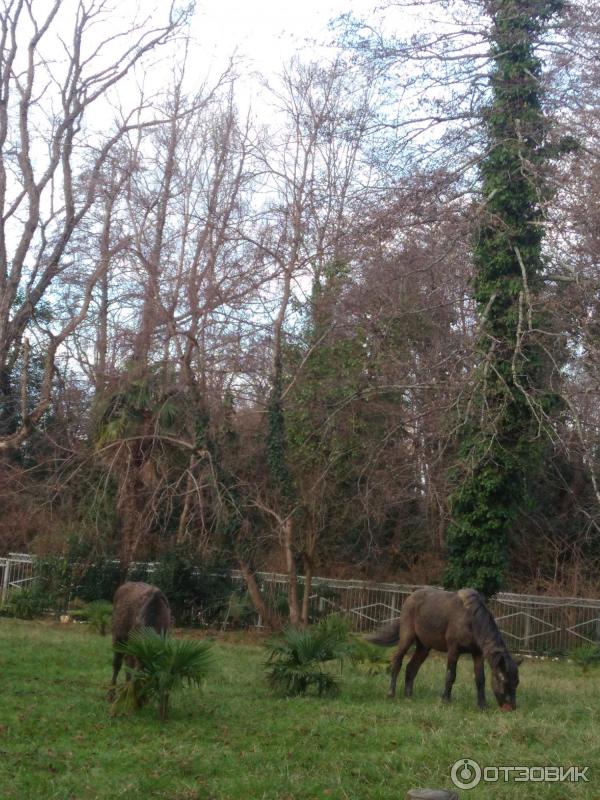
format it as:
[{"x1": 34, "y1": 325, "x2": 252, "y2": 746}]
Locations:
[{"x1": 1, "y1": 0, "x2": 600, "y2": 623}]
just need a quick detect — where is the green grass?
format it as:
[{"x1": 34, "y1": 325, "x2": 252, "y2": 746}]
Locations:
[{"x1": 0, "y1": 619, "x2": 598, "y2": 799}]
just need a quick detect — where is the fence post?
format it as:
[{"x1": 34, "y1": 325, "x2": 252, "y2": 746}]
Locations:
[
  {"x1": 523, "y1": 605, "x2": 531, "y2": 651},
  {"x1": 1, "y1": 559, "x2": 11, "y2": 604}
]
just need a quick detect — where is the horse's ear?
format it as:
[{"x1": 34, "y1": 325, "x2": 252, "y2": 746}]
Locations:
[{"x1": 492, "y1": 653, "x2": 507, "y2": 681}]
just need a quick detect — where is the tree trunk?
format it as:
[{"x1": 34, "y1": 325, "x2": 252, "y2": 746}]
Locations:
[
  {"x1": 300, "y1": 553, "x2": 313, "y2": 626},
  {"x1": 117, "y1": 457, "x2": 147, "y2": 573},
  {"x1": 282, "y1": 517, "x2": 300, "y2": 626},
  {"x1": 238, "y1": 561, "x2": 281, "y2": 630},
  {"x1": 0, "y1": 366, "x2": 15, "y2": 437},
  {"x1": 176, "y1": 458, "x2": 196, "y2": 545}
]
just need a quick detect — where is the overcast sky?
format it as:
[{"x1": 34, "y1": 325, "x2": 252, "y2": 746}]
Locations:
[{"x1": 191, "y1": 0, "x2": 377, "y2": 74}]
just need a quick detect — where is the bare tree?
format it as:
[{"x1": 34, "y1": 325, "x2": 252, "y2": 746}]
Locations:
[
  {"x1": 232, "y1": 57, "x2": 379, "y2": 624},
  {"x1": 0, "y1": 0, "x2": 190, "y2": 449}
]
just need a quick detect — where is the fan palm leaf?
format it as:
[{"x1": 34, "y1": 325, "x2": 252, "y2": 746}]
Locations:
[
  {"x1": 113, "y1": 628, "x2": 214, "y2": 720},
  {"x1": 265, "y1": 615, "x2": 351, "y2": 697}
]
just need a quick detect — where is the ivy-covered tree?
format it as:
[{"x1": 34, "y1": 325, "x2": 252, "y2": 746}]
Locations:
[{"x1": 444, "y1": 0, "x2": 574, "y2": 596}]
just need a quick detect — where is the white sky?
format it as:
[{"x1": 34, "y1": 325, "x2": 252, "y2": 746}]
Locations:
[{"x1": 191, "y1": 0, "x2": 377, "y2": 74}]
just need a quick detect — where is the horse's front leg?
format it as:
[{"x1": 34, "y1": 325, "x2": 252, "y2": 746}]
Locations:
[
  {"x1": 441, "y1": 648, "x2": 459, "y2": 704},
  {"x1": 473, "y1": 652, "x2": 487, "y2": 710}
]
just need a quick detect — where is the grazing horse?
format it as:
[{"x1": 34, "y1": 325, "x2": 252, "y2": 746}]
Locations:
[
  {"x1": 370, "y1": 588, "x2": 520, "y2": 710},
  {"x1": 108, "y1": 581, "x2": 171, "y2": 700}
]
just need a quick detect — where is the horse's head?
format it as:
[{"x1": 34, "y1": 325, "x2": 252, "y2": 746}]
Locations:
[{"x1": 491, "y1": 652, "x2": 520, "y2": 711}]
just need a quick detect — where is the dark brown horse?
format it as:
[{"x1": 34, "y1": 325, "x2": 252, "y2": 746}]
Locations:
[
  {"x1": 108, "y1": 581, "x2": 171, "y2": 700},
  {"x1": 370, "y1": 588, "x2": 520, "y2": 710}
]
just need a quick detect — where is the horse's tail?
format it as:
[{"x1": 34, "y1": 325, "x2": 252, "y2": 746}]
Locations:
[
  {"x1": 368, "y1": 620, "x2": 400, "y2": 647},
  {"x1": 142, "y1": 588, "x2": 171, "y2": 634}
]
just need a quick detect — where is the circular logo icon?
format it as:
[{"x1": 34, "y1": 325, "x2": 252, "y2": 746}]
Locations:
[{"x1": 451, "y1": 758, "x2": 482, "y2": 790}]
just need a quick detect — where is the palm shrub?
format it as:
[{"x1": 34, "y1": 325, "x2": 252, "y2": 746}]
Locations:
[
  {"x1": 112, "y1": 629, "x2": 214, "y2": 720},
  {"x1": 265, "y1": 615, "x2": 351, "y2": 697}
]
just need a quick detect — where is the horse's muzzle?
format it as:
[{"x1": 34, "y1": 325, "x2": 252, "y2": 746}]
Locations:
[{"x1": 500, "y1": 703, "x2": 515, "y2": 712}]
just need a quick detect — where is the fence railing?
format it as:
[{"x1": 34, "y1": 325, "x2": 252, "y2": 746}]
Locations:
[
  {"x1": 2, "y1": 554, "x2": 600, "y2": 653},
  {"x1": 231, "y1": 571, "x2": 600, "y2": 654},
  {"x1": 0, "y1": 553, "x2": 36, "y2": 603}
]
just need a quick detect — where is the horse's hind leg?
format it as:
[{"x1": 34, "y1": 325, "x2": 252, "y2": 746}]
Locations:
[
  {"x1": 404, "y1": 643, "x2": 429, "y2": 698},
  {"x1": 124, "y1": 655, "x2": 137, "y2": 682},
  {"x1": 108, "y1": 651, "x2": 123, "y2": 702},
  {"x1": 441, "y1": 646, "x2": 459, "y2": 704},
  {"x1": 473, "y1": 652, "x2": 486, "y2": 710},
  {"x1": 387, "y1": 632, "x2": 415, "y2": 699}
]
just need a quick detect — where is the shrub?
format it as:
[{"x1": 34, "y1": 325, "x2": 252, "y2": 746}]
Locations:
[
  {"x1": 112, "y1": 629, "x2": 214, "y2": 720},
  {"x1": 221, "y1": 591, "x2": 255, "y2": 629},
  {"x1": 70, "y1": 600, "x2": 113, "y2": 635},
  {"x1": 265, "y1": 615, "x2": 351, "y2": 697},
  {"x1": 35, "y1": 557, "x2": 72, "y2": 611},
  {"x1": 8, "y1": 586, "x2": 53, "y2": 619},
  {"x1": 52, "y1": 546, "x2": 235, "y2": 623},
  {"x1": 71, "y1": 559, "x2": 122, "y2": 603},
  {"x1": 141, "y1": 550, "x2": 234, "y2": 626},
  {"x1": 348, "y1": 635, "x2": 392, "y2": 675},
  {"x1": 568, "y1": 643, "x2": 600, "y2": 673}
]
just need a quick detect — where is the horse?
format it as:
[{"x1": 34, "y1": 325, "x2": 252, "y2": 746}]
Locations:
[
  {"x1": 370, "y1": 587, "x2": 520, "y2": 710},
  {"x1": 108, "y1": 581, "x2": 171, "y2": 700}
]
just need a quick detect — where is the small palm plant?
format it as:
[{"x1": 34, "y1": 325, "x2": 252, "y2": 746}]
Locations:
[
  {"x1": 113, "y1": 629, "x2": 214, "y2": 720},
  {"x1": 265, "y1": 615, "x2": 351, "y2": 697}
]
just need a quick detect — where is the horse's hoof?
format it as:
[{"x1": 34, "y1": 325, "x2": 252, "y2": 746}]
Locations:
[
  {"x1": 387, "y1": 691, "x2": 396, "y2": 699},
  {"x1": 441, "y1": 696, "x2": 451, "y2": 704}
]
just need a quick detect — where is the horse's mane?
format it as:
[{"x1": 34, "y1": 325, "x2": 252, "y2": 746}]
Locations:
[{"x1": 458, "y1": 588, "x2": 507, "y2": 656}]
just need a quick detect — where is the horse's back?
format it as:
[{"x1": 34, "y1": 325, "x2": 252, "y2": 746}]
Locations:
[
  {"x1": 112, "y1": 581, "x2": 170, "y2": 642},
  {"x1": 407, "y1": 588, "x2": 472, "y2": 652},
  {"x1": 407, "y1": 588, "x2": 464, "y2": 618}
]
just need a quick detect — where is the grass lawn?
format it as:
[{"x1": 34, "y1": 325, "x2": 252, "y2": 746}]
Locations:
[{"x1": 0, "y1": 618, "x2": 598, "y2": 799}]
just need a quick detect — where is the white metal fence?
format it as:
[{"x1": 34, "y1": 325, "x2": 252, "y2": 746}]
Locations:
[
  {"x1": 2, "y1": 553, "x2": 600, "y2": 654},
  {"x1": 230, "y1": 571, "x2": 600, "y2": 654},
  {"x1": 0, "y1": 553, "x2": 36, "y2": 603}
]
